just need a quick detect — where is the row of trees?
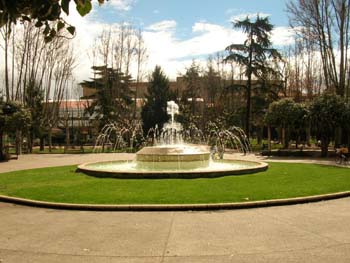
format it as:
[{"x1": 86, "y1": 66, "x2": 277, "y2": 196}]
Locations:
[
  {"x1": 1, "y1": 0, "x2": 350, "y2": 159},
  {"x1": 138, "y1": 64, "x2": 350, "y2": 157},
  {"x1": 0, "y1": 6, "x2": 149, "y2": 157},
  {"x1": 0, "y1": 20, "x2": 77, "y2": 156},
  {"x1": 137, "y1": 8, "x2": 350, "y2": 156},
  {"x1": 82, "y1": 24, "x2": 148, "y2": 130},
  {"x1": 287, "y1": 0, "x2": 350, "y2": 98},
  {"x1": 265, "y1": 94, "x2": 350, "y2": 156}
]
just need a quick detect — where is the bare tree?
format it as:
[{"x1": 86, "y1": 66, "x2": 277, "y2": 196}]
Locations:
[
  {"x1": 1, "y1": 21, "x2": 76, "y2": 152},
  {"x1": 124, "y1": 25, "x2": 136, "y2": 76},
  {"x1": 41, "y1": 38, "x2": 76, "y2": 152},
  {"x1": 0, "y1": 22, "x2": 12, "y2": 101},
  {"x1": 287, "y1": 0, "x2": 350, "y2": 97},
  {"x1": 133, "y1": 28, "x2": 148, "y2": 118},
  {"x1": 91, "y1": 24, "x2": 148, "y2": 120},
  {"x1": 97, "y1": 28, "x2": 113, "y2": 67}
]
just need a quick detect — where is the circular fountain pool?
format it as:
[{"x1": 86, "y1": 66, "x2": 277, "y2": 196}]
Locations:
[{"x1": 78, "y1": 145, "x2": 268, "y2": 179}]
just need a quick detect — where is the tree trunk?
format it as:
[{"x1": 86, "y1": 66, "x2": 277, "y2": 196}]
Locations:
[
  {"x1": 306, "y1": 125, "x2": 311, "y2": 147},
  {"x1": 268, "y1": 126, "x2": 271, "y2": 152},
  {"x1": 321, "y1": 137, "x2": 329, "y2": 157},
  {"x1": 40, "y1": 137, "x2": 45, "y2": 151},
  {"x1": 245, "y1": 73, "x2": 252, "y2": 139},
  {"x1": 26, "y1": 131, "x2": 31, "y2": 154},
  {"x1": 64, "y1": 120, "x2": 70, "y2": 153},
  {"x1": 15, "y1": 130, "x2": 22, "y2": 155},
  {"x1": 4, "y1": 23, "x2": 10, "y2": 101},
  {"x1": 283, "y1": 128, "x2": 289, "y2": 149},
  {"x1": 48, "y1": 128, "x2": 52, "y2": 153},
  {"x1": 335, "y1": 127, "x2": 342, "y2": 147},
  {"x1": 0, "y1": 130, "x2": 4, "y2": 161},
  {"x1": 281, "y1": 127, "x2": 286, "y2": 149},
  {"x1": 28, "y1": 131, "x2": 33, "y2": 153}
]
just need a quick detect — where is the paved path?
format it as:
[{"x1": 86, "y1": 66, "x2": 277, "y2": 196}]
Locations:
[
  {"x1": 0, "y1": 153, "x2": 349, "y2": 262},
  {"x1": 0, "y1": 153, "x2": 134, "y2": 173},
  {"x1": 0, "y1": 152, "x2": 341, "y2": 173},
  {"x1": 1, "y1": 199, "x2": 350, "y2": 262}
]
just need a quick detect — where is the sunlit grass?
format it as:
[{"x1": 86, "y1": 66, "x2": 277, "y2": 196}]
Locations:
[{"x1": 0, "y1": 163, "x2": 349, "y2": 204}]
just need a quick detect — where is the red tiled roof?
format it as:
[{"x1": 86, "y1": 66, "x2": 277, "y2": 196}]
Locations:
[{"x1": 58, "y1": 100, "x2": 92, "y2": 110}]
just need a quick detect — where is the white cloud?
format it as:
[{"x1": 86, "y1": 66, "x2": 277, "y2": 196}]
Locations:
[
  {"x1": 0, "y1": 3, "x2": 297, "y2": 98},
  {"x1": 146, "y1": 20, "x2": 177, "y2": 32},
  {"x1": 107, "y1": 0, "x2": 136, "y2": 11},
  {"x1": 62, "y1": 13, "x2": 296, "y2": 83},
  {"x1": 271, "y1": 27, "x2": 296, "y2": 46},
  {"x1": 63, "y1": 5, "x2": 109, "y2": 83},
  {"x1": 192, "y1": 22, "x2": 223, "y2": 33},
  {"x1": 143, "y1": 20, "x2": 295, "y2": 78},
  {"x1": 142, "y1": 21, "x2": 243, "y2": 78}
]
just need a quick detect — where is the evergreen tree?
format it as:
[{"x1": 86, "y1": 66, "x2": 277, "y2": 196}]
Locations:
[
  {"x1": 224, "y1": 15, "x2": 282, "y2": 139},
  {"x1": 25, "y1": 80, "x2": 44, "y2": 153},
  {"x1": 178, "y1": 61, "x2": 201, "y2": 130},
  {"x1": 202, "y1": 60, "x2": 221, "y2": 126},
  {"x1": 82, "y1": 66, "x2": 133, "y2": 128},
  {"x1": 141, "y1": 66, "x2": 170, "y2": 133}
]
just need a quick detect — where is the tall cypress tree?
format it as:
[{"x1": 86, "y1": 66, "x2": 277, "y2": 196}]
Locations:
[{"x1": 141, "y1": 66, "x2": 170, "y2": 133}]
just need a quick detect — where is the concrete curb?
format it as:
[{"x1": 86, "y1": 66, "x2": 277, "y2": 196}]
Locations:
[{"x1": 1, "y1": 191, "x2": 349, "y2": 211}]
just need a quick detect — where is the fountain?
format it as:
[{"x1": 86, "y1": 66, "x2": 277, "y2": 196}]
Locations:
[{"x1": 78, "y1": 101, "x2": 268, "y2": 179}]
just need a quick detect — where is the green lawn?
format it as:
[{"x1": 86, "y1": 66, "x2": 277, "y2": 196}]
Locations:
[{"x1": 0, "y1": 163, "x2": 349, "y2": 204}]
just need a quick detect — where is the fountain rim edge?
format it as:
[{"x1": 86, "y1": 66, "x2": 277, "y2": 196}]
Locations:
[{"x1": 76, "y1": 159, "x2": 269, "y2": 179}]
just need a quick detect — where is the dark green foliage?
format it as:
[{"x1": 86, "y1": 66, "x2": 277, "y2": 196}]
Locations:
[
  {"x1": 265, "y1": 98, "x2": 308, "y2": 148},
  {"x1": 343, "y1": 103, "x2": 350, "y2": 147},
  {"x1": 141, "y1": 66, "x2": 170, "y2": 133},
  {"x1": 178, "y1": 62, "x2": 201, "y2": 130},
  {"x1": 225, "y1": 15, "x2": 282, "y2": 138},
  {"x1": 251, "y1": 79, "x2": 284, "y2": 138},
  {"x1": 0, "y1": 0, "x2": 105, "y2": 40},
  {"x1": 309, "y1": 93, "x2": 347, "y2": 156},
  {"x1": 82, "y1": 66, "x2": 133, "y2": 129},
  {"x1": 265, "y1": 98, "x2": 308, "y2": 128},
  {"x1": 25, "y1": 81, "x2": 44, "y2": 151},
  {"x1": 0, "y1": 100, "x2": 31, "y2": 160},
  {"x1": 343, "y1": 103, "x2": 350, "y2": 131}
]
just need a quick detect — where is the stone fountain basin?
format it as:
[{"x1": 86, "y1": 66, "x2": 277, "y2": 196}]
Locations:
[
  {"x1": 136, "y1": 145, "x2": 210, "y2": 162},
  {"x1": 77, "y1": 159, "x2": 269, "y2": 179}
]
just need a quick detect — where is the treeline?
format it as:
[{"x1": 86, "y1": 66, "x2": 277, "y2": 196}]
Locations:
[{"x1": 1, "y1": 0, "x2": 350, "y2": 160}]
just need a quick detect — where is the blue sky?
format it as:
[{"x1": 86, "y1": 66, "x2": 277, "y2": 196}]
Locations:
[
  {"x1": 97, "y1": 0, "x2": 289, "y2": 35},
  {"x1": 66, "y1": 0, "x2": 294, "y2": 81}
]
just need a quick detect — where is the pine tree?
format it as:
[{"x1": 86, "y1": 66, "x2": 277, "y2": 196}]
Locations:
[
  {"x1": 82, "y1": 66, "x2": 133, "y2": 128},
  {"x1": 141, "y1": 66, "x2": 170, "y2": 133},
  {"x1": 225, "y1": 15, "x2": 282, "y2": 139},
  {"x1": 178, "y1": 61, "x2": 202, "y2": 130}
]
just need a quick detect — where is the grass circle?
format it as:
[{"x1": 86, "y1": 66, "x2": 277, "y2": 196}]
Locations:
[{"x1": 0, "y1": 163, "x2": 349, "y2": 205}]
